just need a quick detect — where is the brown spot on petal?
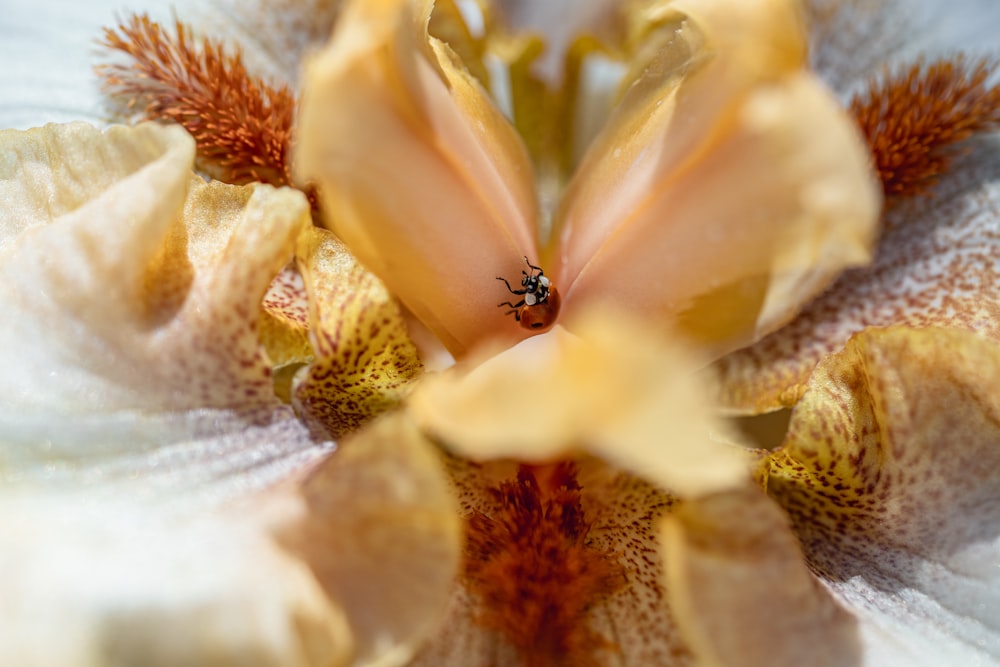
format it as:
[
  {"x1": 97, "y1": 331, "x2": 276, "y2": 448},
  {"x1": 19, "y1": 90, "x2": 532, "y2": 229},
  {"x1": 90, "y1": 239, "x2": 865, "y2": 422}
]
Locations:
[
  {"x1": 851, "y1": 56, "x2": 1000, "y2": 198},
  {"x1": 463, "y1": 462, "x2": 625, "y2": 666},
  {"x1": 97, "y1": 14, "x2": 297, "y2": 190}
]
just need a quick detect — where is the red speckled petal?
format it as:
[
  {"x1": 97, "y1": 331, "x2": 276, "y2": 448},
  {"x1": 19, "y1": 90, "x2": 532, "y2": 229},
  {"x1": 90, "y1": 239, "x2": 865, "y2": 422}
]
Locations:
[
  {"x1": 292, "y1": 227, "x2": 424, "y2": 439},
  {"x1": 714, "y1": 139, "x2": 1000, "y2": 413},
  {"x1": 768, "y1": 326, "x2": 1000, "y2": 664}
]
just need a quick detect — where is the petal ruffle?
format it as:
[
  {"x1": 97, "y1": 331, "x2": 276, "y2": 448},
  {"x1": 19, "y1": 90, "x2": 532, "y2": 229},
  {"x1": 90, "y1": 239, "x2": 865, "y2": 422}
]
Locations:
[
  {"x1": 769, "y1": 326, "x2": 1000, "y2": 664},
  {"x1": 551, "y1": 0, "x2": 881, "y2": 358},
  {"x1": 715, "y1": 138, "x2": 1000, "y2": 413},
  {"x1": 295, "y1": 0, "x2": 540, "y2": 356},
  {"x1": 292, "y1": 226, "x2": 424, "y2": 439}
]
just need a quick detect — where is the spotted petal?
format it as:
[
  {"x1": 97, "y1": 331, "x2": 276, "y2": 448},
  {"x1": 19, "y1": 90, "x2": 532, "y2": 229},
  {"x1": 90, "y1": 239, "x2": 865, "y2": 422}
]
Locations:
[
  {"x1": 295, "y1": 0, "x2": 540, "y2": 356},
  {"x1": 768, "y1": 326, "x2": 1000, "y2": 665},
  {"x1": 715, "y1": 138, "x2": 1000, "y2": 413},
  {"x1": 551, "y1": 0, "x2": 881, "y2": 358}
]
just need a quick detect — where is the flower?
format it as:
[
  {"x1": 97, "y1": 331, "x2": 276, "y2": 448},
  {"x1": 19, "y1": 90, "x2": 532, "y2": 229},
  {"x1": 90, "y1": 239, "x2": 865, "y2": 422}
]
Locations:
[{"x1": 2, "y1": 0, "x2": 1000, "y2": 665}]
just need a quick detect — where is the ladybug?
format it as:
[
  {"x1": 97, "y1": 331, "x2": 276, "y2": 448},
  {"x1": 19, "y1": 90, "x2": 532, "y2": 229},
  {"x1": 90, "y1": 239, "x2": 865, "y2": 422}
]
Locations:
[{"x1": 496, "y1": 257, "x2": 562, "y2": 332}]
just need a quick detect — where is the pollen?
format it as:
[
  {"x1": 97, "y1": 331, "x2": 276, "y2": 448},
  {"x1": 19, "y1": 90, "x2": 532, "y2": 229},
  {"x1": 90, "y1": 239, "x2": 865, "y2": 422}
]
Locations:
[
  {"x1": 463, "y1": 462, "x2": 625, "y2": 667},
  {"x1": 850, "y1": 55, "x2": 1000, "y2": 198},
  {"x1": 96, "y1": 14, "x2": 296, "y2": 189}
]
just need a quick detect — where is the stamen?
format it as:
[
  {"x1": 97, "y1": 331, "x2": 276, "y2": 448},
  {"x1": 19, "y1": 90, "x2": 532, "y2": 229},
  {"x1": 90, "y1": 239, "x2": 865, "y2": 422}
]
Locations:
[
  {"x1": 850, "y1": 55, "x2": 1000, "y2": 198},
  {"x1": 96, "y1": 14, "x2": 296, "y2": 189},
  {"x1": 463, "y1": 462, "x2": 625, "y2": 666}
]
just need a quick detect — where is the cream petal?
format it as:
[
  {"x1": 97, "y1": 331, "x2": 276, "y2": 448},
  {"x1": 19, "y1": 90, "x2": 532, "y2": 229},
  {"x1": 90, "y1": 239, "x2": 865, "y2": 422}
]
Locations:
[
  {"x1": 0, "y1": 492, "x2": 352, "y2": 667},
  {"x1": 661, "y1": 486, "x2": 859, "y2": 667},
  {"x1": 292, "y1": 227, "x2": 424, "y2": 439},
  {"x1": 0, "y1": 0, "x2": 176, "y2": 129},
  {"x1": 295, "y1": 0, "x2": 541, "y2": 356},
  {"x1": 715, "y1": 137, "x2": 1000, "y2": 413},
  {"x1": 805, "y1": 0, "x2": 1000, "y2": 100},
  {"x1": 768, "y1": 326, "x2": 1000, "y2": 665},
  {"x1": 196, "y1": 0, "x2": 344, "y2": 88},
  {"x1": 408, "y1": 312, "x2": 749, "y2": 497},
  {"x1": 551, "y1": 0, "x2": 880, "y2": 359}
]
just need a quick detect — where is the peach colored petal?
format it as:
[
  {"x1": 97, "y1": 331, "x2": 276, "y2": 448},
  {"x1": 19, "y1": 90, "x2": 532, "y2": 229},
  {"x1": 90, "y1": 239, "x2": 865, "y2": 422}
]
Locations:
[
  {"x1": 714, "y1": 139, "x2": 1000, "y2": 413},
  {"x1": 280, "y1": 412, "x2": 462, "y2": 667},
  {"x1": 661, "y1": 486, "x2": 859, "y2": 667},
  {"x1": 292, "y1": 227, "x2": 424, "y2": 438},
  {"x1": 769, "y1": 326, "x2": 1000, "y2": 664},
  {"x1": 551, "y1": 0, "x2": 880, "y2": 359},
  {"x1": 408, "y1": 311, "x2": 749, "y2": 497},
  {"x1": 295, "y1": 0, "x2": 540, "y2": 356}
]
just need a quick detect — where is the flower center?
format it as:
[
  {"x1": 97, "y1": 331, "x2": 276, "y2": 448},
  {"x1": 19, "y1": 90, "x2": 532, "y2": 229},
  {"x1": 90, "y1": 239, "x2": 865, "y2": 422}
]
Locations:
[{"x1": 463, "y1": 462, "x2": 625, "y2": 666}]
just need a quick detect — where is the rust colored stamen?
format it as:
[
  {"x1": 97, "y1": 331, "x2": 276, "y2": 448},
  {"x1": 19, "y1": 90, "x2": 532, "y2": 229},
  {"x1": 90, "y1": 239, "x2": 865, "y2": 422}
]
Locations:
[
  {"x1": 850, "y1": 55, "x2": 1000, "y2": 199},
  {"x1": 96, "y1": 14, "x2": 296, "y2": 189},
  {"x1": 464, "y1": 462, "x2": 625, "y2": 667}
]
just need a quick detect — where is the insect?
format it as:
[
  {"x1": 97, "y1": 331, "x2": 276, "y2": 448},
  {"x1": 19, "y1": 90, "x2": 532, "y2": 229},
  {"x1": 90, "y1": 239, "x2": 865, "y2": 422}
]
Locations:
[{"x1": 496, "y1": 257, "x2": 562, "y2": 331}]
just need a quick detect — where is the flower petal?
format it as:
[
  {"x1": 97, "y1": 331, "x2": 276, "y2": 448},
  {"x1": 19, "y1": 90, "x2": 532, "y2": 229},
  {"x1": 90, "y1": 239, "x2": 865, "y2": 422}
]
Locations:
[
  {"x1": 295, "y1": 0, "x2": 540, "y2": 356},
  {"x1": 408, "y1": 311, "x2": 749, "y2": 497},
  {"x1": 280, "y1": 412, "x2": 462, "y2": 667},
  {"x1": 551, "y1": 0, "x2": 880, "y2": 358},
  {"x1": 805, "y1": 0, "x2": 1000, "y2": 100},
  {"x1": 197, "y1": 0, "x2": 344, "y2": 88},
  {"x1": 292, "y1": 226, "x2": 424, "y2": 439},
  {"x1": 661, "y1": 486, "x2": 860, "y2": 667},
  {"x1": 715, "y1": 138, "x2": 1000, "y2": 413},
  {"x1": 769, "y1": 326, "x2": 1000, "y2": 664},
  {"x1": 0, "y1": 0, "x2": 171, "y2": 129},
  {"x1": 0, "y1": 492, "x2": 353, "y2": 667}
]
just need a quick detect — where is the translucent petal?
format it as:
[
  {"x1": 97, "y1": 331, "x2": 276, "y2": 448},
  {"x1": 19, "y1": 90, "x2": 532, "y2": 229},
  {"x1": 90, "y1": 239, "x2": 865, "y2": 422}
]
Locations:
[
  {"x1": 295, "y1": 0, "x2": 540, "y2": 356},
  {"x1": 551, "y1": 0, "x2": 880, "y2": 358},
  {"x1": 282, "y1": 412, "x2": 462, "y2": 667},
  {"x1": 769, "y1": 326, "x2": 1000, "y2": 665},
  {"x1": 408, "y1": 312, "x2": 749, "y2": 497},
  {"x1": 292, "y1": 227, "x2": 423, "y2": 439},
  {"x1": 661, "y1": 486, "x2": 860, "y2": 667},
  {"x1": 715, "y1": 138, "x2": 1000, "y2": 413}
]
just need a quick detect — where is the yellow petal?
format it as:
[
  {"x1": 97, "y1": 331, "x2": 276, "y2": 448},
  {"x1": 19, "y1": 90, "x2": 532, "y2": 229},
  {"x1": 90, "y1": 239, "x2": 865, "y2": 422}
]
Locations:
[
  {"x1": 280, "y1": 412, "x2": 462, "y2": 667},
  {"x1": 409, "y1": 310, "x2": 749, "y2": 497},
  {"x1": 292, "y1": 226, "x2": 424, "y2": 438},
  {"x1": 551, "y1": 0, "x2": 880, "y2": 358},
  {"x1": 260, "y1": 265, "x2": 315, "y2": 401},
  {"x1": 769, "y1": 326, "x2": 1000, "y2": 663},
  {"x1": 295, "y1": 0, "x2": 540, "y2": 356},
  {"x1": 715, "y1": 141, "x2": 1000, "y2": 413},
  {"x1": 661, "y1": 486, "x2": 859, "y2": 667}
]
